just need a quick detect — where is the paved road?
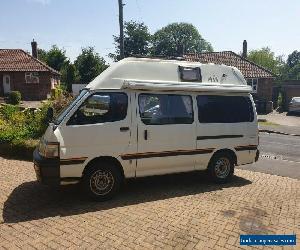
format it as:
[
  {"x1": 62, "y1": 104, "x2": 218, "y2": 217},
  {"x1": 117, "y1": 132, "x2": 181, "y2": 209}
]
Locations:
[
  {"x1": 237, "y1": 133, "x2": 300, "y2": 179},
  {"x1": 259, "y1": 133, "x2": 300, "y2": 162}
]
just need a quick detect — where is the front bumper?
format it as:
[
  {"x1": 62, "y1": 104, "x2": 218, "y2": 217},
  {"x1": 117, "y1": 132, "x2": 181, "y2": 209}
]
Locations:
[{"x1": 33, "y1": 149, "x2": 60, "y2": 186}]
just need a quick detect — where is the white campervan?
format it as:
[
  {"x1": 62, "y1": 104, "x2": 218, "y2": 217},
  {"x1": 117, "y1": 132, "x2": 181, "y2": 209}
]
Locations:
[{"x1": 33, "y1": 57, "x2": 259, "y2": 200}]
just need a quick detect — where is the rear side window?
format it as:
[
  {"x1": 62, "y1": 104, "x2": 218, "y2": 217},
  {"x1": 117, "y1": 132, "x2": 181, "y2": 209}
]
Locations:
[
  {"x1": 139, "y1": 94, "x2": 193, "y2": 125},
  {"x1": 197, "y1": 95, "x2": 254, "y2": 123},
  {"x1": 67, "y1": 92, "x2": 128, "y2": 125}
]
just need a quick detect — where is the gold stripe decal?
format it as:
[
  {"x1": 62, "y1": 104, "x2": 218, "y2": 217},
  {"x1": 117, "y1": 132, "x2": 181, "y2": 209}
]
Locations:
[
  {"x1": 121, "y1": 148, "x2": 215, "y2": 160},
  {"x1": 234, "y1": 145, "x2": 258, "y2": 151}
]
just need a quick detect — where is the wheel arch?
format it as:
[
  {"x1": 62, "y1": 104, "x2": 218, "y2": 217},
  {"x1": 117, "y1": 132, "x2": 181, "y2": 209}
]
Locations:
[
  {"x1": 82, "y1": 156, "x2": 125, "y2": 180},
  {"x1": 208, "y1": 148, "x2": 237, "y2": 167}
]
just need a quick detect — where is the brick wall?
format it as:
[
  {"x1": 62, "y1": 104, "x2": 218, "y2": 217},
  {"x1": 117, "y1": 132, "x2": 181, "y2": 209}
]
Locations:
[
  {"x1": 256, "y1": 78, "x2": 273, "y2": 102},
  {"x1": 0, "y1": 73, "x2": 3, "y2": 95},
  {"x1": 251, "y1": 78, "x2": 274, "y2": 113},
  {"x1": 0, "y1": 71, "x2": 53, "y2": 100}
]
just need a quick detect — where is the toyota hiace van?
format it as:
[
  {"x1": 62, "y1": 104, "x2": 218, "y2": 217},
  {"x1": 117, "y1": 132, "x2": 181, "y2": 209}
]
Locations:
[{"x1": 33, "y1": 57, "x2": 259, "y2": 200}]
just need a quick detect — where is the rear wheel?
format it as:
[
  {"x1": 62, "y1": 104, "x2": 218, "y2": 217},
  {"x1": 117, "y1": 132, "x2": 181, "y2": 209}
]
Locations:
[
  {"x1": 208, "y1": 152, "x2": 234, "y2": 183},
  {"x1": 83, "y1": 161, "x2": 122, "y2": 201}
]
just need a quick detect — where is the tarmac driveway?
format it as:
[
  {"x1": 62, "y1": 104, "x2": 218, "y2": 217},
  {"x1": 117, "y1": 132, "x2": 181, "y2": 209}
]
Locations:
[{"x1": 0, "y1": 157, "x2": 299, "y2": 249}]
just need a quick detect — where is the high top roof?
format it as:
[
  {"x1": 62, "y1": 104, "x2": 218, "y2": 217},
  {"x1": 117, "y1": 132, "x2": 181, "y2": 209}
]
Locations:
[{"x1": 87, "y1": 57, "x2": 251, "y2": 93}]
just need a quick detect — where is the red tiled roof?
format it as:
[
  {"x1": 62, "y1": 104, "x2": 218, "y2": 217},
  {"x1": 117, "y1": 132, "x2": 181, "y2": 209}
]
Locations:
[
  {"x1": 0, "y1": 49, "x2": 60, "y2": 75},
  {"x1": 184, "y1": 51, "x2": 276, "y2": 79}
]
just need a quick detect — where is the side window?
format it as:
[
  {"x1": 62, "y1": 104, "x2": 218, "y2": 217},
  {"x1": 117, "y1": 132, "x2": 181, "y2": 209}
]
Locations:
[
  {"x1": 139, "y1": 94, "x2": 193, "y2": 125},
  {"x1": 67, "y1": 92, "x2": 128, "y2": 125},
  {"x1": 197, "y1": 95, "x2": 254, "y2": 123}
]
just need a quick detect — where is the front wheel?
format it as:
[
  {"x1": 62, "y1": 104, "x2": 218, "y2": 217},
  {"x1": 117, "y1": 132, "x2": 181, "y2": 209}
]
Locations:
[
  {"x1": 83, "y1": 161, "x2": 122, "y2": 201},
  {"x1": 208, "y1": 153, "x2": 234, "y2": 183}
]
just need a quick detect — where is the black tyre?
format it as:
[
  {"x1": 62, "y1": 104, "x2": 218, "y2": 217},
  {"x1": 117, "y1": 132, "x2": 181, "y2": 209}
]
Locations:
[
  {"x1": 208, "y1": 152, "x2": 234, "y2": 183},
  {"x1": 83, "y1": 161, "x2": 122, "y2": 201}
]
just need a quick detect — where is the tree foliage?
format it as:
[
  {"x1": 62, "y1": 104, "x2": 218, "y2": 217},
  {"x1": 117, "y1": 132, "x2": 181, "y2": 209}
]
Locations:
[
  {"x1": 37, "y1": 45, "x2": 67, "y2": 72},
  {"x1": 109, "y1": 21, "x2": 151, "y2": 61},
  {"x1": 37, "y1": 48, "x2": 48, "y2": 63},
  {"x1": 36, "y1": 45, "x2": 108, "y2": 89},
  {"x1": 287, "y1": 50, "x2": 300, "y2": 68},
  {"x1": 75, "y1": 47, "x2": 108, "y2": 85},
  {"x1": 60, "y1": 63, "x2": 79, "y2": 92},
  {"x1": 247, "y1": 47, "x2": 284, "y2": 75},
  {"x1": 45, "y1": 45, "x2": 68, "y2": 72},
  {"x1": 152, "y1": 22, "x2": 213, "y2": 57},
  {"x1": 285, "y1": 50, "x2": 300, "y2": 80}
]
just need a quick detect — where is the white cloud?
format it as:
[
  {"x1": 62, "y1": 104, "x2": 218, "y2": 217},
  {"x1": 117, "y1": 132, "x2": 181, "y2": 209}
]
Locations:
[{"x1": 26, "y1": 0, "x2": 51, "y2": 5}]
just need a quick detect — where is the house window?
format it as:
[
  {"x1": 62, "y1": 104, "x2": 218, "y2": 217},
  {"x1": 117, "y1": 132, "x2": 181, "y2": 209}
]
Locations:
[
  {"x1": 247, "y1": 78, "x2": 258, "y2": 93},
  {"x1": 25, "y1": 72, "x2": 39, "y2": 83}
]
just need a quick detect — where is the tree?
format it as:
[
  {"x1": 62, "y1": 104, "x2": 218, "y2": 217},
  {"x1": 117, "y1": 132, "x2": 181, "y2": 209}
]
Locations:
[
  {"x1": 284, "y1": 50, "x2": 300, "y2": 80},
  {"x1": 75, "y1": 47, "x2": 108, "y2": 84},
  {"x1": 247, "y1": 47, "x2": 284, "y2": 75},
  {"x1": 60, "y1": 62, "x2": 79, "y2": 92},
  {"x1": 37, "y1": 48, "x2": 48, "y2": 63},
  {"x1": 152, "y1": 22, "x2": 213, "y2": 57},
  {"x1": 45, "y1": 45, "x2": 68, "y2": 72},
  {"x1": 287, "y1": 50, "x2": 300, "y2": 68},
  {"x1": 109, "y1": 21, "x2": 151, "y2": 61},
  {"x1": 288, "y1": 64, "x2": 300, "y2": 79}
]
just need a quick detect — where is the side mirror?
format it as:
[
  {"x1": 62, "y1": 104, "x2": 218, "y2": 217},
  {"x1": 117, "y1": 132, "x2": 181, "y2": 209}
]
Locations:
[{"x1": 46, "y1": 107, "x2": 54, "y2": 122}]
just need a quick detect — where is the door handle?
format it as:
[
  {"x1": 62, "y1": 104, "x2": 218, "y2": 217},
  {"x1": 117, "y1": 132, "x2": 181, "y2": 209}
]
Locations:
[
  {"x1": 144, "y1": 130, "x2": 148, "y2": 140},
  {"x1": 120, "y1": 127, "x2": 129, "y2": 132}
]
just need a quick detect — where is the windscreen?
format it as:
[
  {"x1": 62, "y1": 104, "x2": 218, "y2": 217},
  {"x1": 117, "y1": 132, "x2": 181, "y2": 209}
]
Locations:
[{"x1": 53, "y1": 89, "x2": 89, "y2": 125}]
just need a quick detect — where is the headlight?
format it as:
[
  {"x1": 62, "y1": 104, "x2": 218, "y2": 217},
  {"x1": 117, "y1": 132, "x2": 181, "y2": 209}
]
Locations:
[{"x1": 38, "y1": 139, "x2": 59, "y2": 158}]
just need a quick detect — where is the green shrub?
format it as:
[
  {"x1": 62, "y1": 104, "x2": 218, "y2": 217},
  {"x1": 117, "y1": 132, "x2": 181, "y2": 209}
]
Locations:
[
  {"x1": 0, "y1": 93, "x2": 72, "y2": 150},
  {"x1": 0, "y1": 98, "x2": 66, "y2": 160},
  {"x1": 51, "y1": 93, "x2": 73, "y2": 115},
  {"x1": 0, "y1": 104, "x2": 19, "y2": 120},
  {"x1": 0, "y1": 103, "x2": 50, "y2": 144},
  {"x1": 50, "y1": 86, "x2": 63, "y2": 100},
  {"x1": 8, "y1": 91, "x2": 21, "y2": 105}
]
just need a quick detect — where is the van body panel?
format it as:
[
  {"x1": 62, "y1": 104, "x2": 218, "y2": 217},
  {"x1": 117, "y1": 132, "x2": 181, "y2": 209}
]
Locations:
[
  {"x1": 33, "y1": 58, "x2": 259, "y2": 187},
  {"x1": 134, "y1": 91, "x2": 197, "y2": 177},
  {"x1": 135, "y1": 123, "x2": 197, "y2": 177},
  {"x1": 55, "y1": 90, "x2": 136, "y2": 179},
  {"x1": 236, "y1": 150, "x2": 258, "y2": 165},
  {"x1": 195, "y1": 93, "x2": 258, "y2": 169}
]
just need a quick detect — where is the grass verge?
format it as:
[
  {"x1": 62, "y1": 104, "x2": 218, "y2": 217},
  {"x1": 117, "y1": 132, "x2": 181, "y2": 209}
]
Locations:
[{"x1": 258, "y1": 121, "x2": 278, "y2": 126}]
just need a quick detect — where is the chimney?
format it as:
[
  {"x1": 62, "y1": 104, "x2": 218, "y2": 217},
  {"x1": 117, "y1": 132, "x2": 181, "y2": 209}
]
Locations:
[
  {"x1": 31, "y1": 39, "x2": 38, "y2": 58},
  {"x1": 242, "y1": 40, "x2": 247, "y2": 58}
]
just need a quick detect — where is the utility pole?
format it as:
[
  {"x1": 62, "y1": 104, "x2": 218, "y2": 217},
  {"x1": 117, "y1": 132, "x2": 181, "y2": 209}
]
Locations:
[{"x1": 118, "y1": 0, "x2": 124, "y2": 59}]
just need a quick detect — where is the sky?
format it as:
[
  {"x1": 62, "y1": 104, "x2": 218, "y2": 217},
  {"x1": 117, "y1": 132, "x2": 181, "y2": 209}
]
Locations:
[{"x1": 0, "y1": 0, "x2": 299, "y2": 63}]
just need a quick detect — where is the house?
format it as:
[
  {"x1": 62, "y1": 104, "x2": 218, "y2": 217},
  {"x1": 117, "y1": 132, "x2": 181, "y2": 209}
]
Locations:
[
  {"x1": 0, "y1": 40, "x2": 60, "y2": 100},
  {"x1": 184, "y1": 40, "x2": 276, "y2": 113}
]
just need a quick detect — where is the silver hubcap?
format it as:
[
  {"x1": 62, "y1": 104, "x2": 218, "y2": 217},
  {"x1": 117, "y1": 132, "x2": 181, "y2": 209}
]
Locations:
[
  {"x1": 90, "y1": 170, "x2": 114, "y2": 196},
  {"x1": 214, "y1": 157, "x2": 231, "y2": 178}
]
